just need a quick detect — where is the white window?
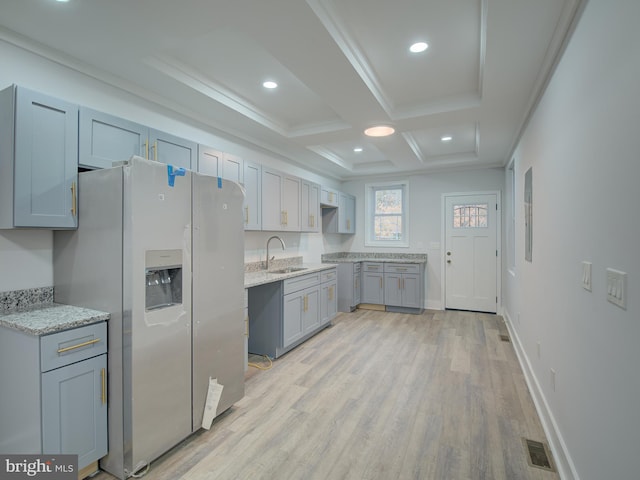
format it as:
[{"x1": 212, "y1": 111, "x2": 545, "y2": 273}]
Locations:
[{"x1": 365, "y1": 181, "x2": 409, "y2": 247}]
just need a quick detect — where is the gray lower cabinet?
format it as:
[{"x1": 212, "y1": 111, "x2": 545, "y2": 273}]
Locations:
[
  {"x1": 361, "y1": 262, "x2": 384, "y2": 304},
  {"x1": 320, "y1": 268, "x2": 337, "y2": 326},
  {"x1": 248, "y1": 269, "x2": 334, "y2": 358},
  {"x1": 0, "y1": 85, "x2": 78, "y2": 229},
  {"x1": 384, "y1": 263, "x2": 424, "y2": 313},
  {"x1": 41, "y1": 354, "x2": 107, "y2": 468},
  {"x1": 0, "y1": 321, "x2": 108, "y2": 470},
  {"x1": 337, "y1": 262, "x2": 361, "y2": 312}
]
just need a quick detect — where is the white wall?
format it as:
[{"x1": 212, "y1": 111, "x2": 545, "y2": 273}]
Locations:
[
  {"x1": 503, "y1": 1, "x2": 640, "y2": 478},
  {"x1": 0, "y1": 39, "x2": 342, "y2": 292},
  {"x1": 342, "y1": 168, "x2": 505, "y2": 309}
]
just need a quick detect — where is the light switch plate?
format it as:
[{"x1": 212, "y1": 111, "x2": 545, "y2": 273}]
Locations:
[
  {"x1": 606, "y1": 268, "x2": 626, "y2": 309},
  {"x1": 581, "y1": 261, "x2": 592, "y2": 291}
]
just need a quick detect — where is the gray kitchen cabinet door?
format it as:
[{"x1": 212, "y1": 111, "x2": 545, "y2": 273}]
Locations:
[
  {"x1": 302, "y1": 286, "x2": 320, "y2": 335},
  {"x1": 400, "y1": 274, "x2": 421, "y2": 309},
  {"x1": 12, "y1": 86, "x2": 78, "y2": 228},
  {"x1": 222, "y1": 153, "x2": 243, "y2": 184},
  {"x1": 243, "y1": 161, "x2": 261, "y2": 230},
  {"x1": 384, "y1": 273, "x2": 403, "y2": 307},
  {"x1": 41, "y1": 354, "x2": 107, "y2": 469},
  {"x1": 339, "y1": 192, "x2": 355, "y2": 234},
  {"x1": 361, "y1": 272, "x2": 384, "y2": 304},
  {"x1": 197, "y1": 145, "x2": 222, "y2": 176},
  {"x1": 79, "y1": 108, "x2": 146, "y2": 169},
  {"x1": 320, "y1": 280, "x2": 337, "y2": 326},
  {"x1": 149, "y1": 129, "x2": 196, "y2": 170},
  {"x1": 301, "y1": 180, "x2": 320, "y2": 233},
  {"x1": 283, "y1": 291, "x2": 304, "y2": 348},
  {"x1": 261, "y1": 168, "x2": 284, "y2": 231}
]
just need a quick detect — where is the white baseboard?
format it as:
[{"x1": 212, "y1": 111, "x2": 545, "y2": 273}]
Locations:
[
  {"x1": 503, "y1": 310, "x2": 579, "y2": 480},
  {"x1": 425, "y1": 299, "x2": 443, "y2": 310}
]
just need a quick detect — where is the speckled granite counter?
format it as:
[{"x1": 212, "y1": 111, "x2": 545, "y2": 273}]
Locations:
[
  {"x1": 321, "y1": 252, "x2": 427, "y2": 264},
  {"x1": 245, "y1": 263, "x2": 337, "y2": 289},
  {"x1": 0, "y1": 287, "x2": 110, "y2": 336}
]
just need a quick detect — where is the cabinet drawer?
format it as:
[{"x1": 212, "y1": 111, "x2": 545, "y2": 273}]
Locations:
[
  {"x1": 283, "y1": 272, "x2": 321, "y2": 295},
  {"x1": 40, "y1": 322, "x2": 107, "y2": 372},
  {"x1": 383, "y1": 263, "x2": 420, "y2": 274},
  {"x1": 321, "y1": 268, "x2": 337, "y2": 283},
  {"x1": 363, "y1": 262, "x2": 383, "y2": 272}
]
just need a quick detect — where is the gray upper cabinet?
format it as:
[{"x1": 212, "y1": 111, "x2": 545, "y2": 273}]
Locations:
[
  {"x1": 0, "y1": 85, "x2": 78, "y2": 229},
  {"x1": 197, "y1": 147, "x2": 244, "y2": 184},
  {"x1": 301, "y1": 180, "x2": 320, "y2": 233},
  {"x1": 339, "y1": 192, "x2": 356, "y2": 234},
  {"x1": 79, "y1": 107, "x2": 146, "y2": 169},
  {"x1": 243, "y1": 160, "x2": 261, "y2": 231},
  {"x1": 197, "y1": 145, "x2": 223, "y2": 176},
  {"x1": 222, "y1": 153, "x2": 243, "y2": 184},
  {"x1": 149, "y1": 129, "x2": 196, "y2": 170},
  {"x1": 79, "y1": 108, "x2": 195, "y2": 170}
]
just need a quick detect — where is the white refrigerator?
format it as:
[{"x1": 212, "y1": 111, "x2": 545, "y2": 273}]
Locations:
[{"x1": 54, "y1": 157, "x2": 245, "y2": 479}]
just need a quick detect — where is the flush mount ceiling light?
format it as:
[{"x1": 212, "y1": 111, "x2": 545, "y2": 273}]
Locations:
[
  {"x1": 353, "y1": 147, "x2": 363, "y2": 153},
  {"x1": 441, "y1": 135, "x2": 453, "y2": 142},
  {"x1": 364, "y1": 125, "x2": 395, "y2": 137},
  {"x1": 409, "y1": 42, "x2": 429, "y2": 53},
  {"x1": 262, "y1": 81, "x2": 278, "y2": 89}
]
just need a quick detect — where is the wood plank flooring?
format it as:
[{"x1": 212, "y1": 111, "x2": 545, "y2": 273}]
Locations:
[{"x1": 92, "y1": 309, "x2": 558, "y2": 480}]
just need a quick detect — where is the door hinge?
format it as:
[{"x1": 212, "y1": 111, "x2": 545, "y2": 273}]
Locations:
[
  {"x1": 496, "y1": 204, "x2": 498, "y2": 210},
  {"x1": 496, "y1": 249, "x2": 498, "y2": 257},
  {"x1": 496, "y1": 296, "x2": 498, "y2": 303}
]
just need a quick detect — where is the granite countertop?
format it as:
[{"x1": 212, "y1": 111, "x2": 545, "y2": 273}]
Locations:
[
  {"x1": 245, "y1": 263, "x2": 338, "y2": 289},
  {"x1": 0, "y1": 303, "x2": 110, "y2": 336},
  {"x1": 321, "y1": 252, "x2": 428, "y2": 264}
]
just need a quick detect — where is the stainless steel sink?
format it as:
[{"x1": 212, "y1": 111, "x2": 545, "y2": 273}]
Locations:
[{"x1": 269, "y1": 267, "x2": 308, "y2": 274}]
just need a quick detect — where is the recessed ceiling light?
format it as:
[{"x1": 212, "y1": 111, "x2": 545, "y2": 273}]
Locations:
[
  {"x1": 364, "y1": 126, "x2": 395, "y2": 137},
  {"x1": 353, "y1": 147, "x2": 363, "y2": 153},
  {"x1": 55, "y1": 0, "x2": 70, "y2": 2},
  {"x1": 441, "y1": 135, "x2": 453, "y2": 142},
  {"x1": 262, "y1": 81, "x2": 278, "y2": 89},
  {"x1": 409, "y1": 42, "x2": 429, "y2": 53}
]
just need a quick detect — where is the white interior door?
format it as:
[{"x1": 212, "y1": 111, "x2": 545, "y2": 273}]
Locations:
[{"x1": 444, "y1": 193, "x2": 498, "y2": 313}]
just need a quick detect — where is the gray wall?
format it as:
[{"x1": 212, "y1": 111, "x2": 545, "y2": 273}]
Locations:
[{"x1": 503, "y1": 0, "x2": 640, "y2": 478}]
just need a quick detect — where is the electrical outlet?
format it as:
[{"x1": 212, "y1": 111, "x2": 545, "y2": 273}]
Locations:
[
  {"x1": 550, "y1": 368, "x2": 556, "y2": 392},
  {"x1": 581, "y1": 261, "x2": 592, "y2": 291},
  {"x1": 606, "y1": 268, "x2": 627, "y2": 309}
]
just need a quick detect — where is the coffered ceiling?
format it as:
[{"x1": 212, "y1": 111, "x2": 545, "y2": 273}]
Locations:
[{"x1": 0, "y1": 0, "x2": 583, "y2": 179}]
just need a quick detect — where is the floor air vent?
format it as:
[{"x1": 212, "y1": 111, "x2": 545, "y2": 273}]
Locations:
[
  {"x1": 523, "y1": 438, "x2": 556, "y2": 472},
  {"x1": 499, "y1": 334, "x2": 510, "y2": 342}
]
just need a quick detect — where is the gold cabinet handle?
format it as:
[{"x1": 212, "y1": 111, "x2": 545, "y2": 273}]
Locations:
[
  {"x1": 153, "y1": 141, "x2": 158, "y2": 161},
  {"x1": 101, "y1": 368, "x2": 106, "y2": 404},
  {"x1": 57, "y1": 338, "x2": 100, "y2": 354},
  {"x1": 285, "y1": 211, "x2": 288, "y2": 226},
  {"x1": 379, "y1": 277, "x2": 382, "y2": 289},
  {"x1": 245, "y1": 316, "x2": 249, "y2": 336},
  {"x1": 70, "y1": 181, "x2": 77, "y2": 217},
  {"x1": 398, "y1": 278, "x2": 401, "y2": 290},
  {"x1": 346, "y1": 219, "x2": 351, "y2": 231},
  {"x1": 303, "y1": 295, "x2": 308, "y2": 312},
  {"x1": 245, "y1": 206, "x2": 249, "y2": 224},
  {"x1": 144, "y1": 140, "x2": 149, "y2": 159}
]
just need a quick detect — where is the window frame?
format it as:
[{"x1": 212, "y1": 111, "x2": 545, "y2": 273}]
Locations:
[{"x1": 364, "y1": 181, "x2": 409, "y2": 248}]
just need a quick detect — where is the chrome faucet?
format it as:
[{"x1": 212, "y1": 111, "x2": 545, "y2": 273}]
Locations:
[{"x1": 266, "y1": 235, "x2": 286, "y2": 270}]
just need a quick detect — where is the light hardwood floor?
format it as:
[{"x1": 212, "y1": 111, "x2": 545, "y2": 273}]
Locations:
[{"x1": 92, "y1": 309, "x2": 558, "y2": 480}]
